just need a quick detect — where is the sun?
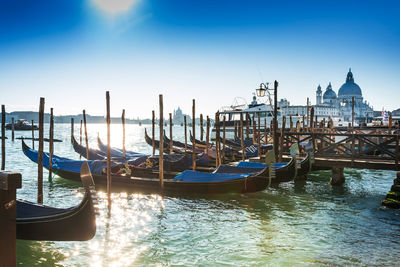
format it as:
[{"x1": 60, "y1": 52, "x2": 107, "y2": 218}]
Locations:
[{"x1": 92, "y1": 0, "x2": 140, "y2": 15}]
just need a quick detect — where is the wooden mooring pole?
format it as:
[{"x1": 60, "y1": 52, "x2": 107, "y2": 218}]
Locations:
[
  {"x1": 11, "y1": 117, "x2": 14, "y2": 141},
  {"x1": 257, "y1": 113, "x2": 261, "y2": 157},
  {"x1": 48, "y1": 108, "x2": 54, "y2": 182},
  {"x1": 159, "y1": 95, "x2": 164, "y2": 190},
  {"x1": 206, "y1": 116, "x2": 210, "y2": 154},
  {"x1": 1, "y1": 105, "x2": 5, "y2": 170},
  {"x1": 246, "y1": 113, "x2": 250, "y2": 140},
  {"x1": 152, "y1": 110, "x2": 156, "y2": 155},
  {"x1": 38, "y1": 97, "x2": 45, "y2": 204},
  {"x1": 0, "y1": 171, "x2": 22, "y2": 267},
  {"x1": 200, "y1": 114, "x2": 204, "y2": 141},
  {"x1": 184, "y1": 115, "x2": 187, "y2": 152},
  {"x1": 279, "y1": 116, "x2": 286, "y2": 162},
  {"x1": 192, "y1": 99, "x2": 196, "y2": 170},
  {"x1": 71, "y1": 118, "x2": 74, "y2": 144},
  {"x1": 106, "y1": 91, "x2": 111, "y2": 209},
  {"x1": 240, "y1": 113, "x2": 245, "y2": 161},
  {"x1": 79, "y1": 120, "x2": 82, "y2": 159},
  {"x1": 273, "y1": 80, "x2": 279, "y2": 162},
  {"x1": 122, "y1": 109, "x2": 126, "y2": 158},
  {"x1": 31, "y1": 120, "x2": 35, "y2": 149},
  {"x1": 223, "y1": 115, "x2": 226, "y2": 162},
  {"x1": 169, "y1": 113, "x2": 173, "y2": 154},
  {"x1": 83, "y1": 110, "x2": 89, "y2": 160}
]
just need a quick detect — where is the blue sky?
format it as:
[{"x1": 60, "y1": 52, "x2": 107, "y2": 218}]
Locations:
[{"x1": 1, "y1": 0, "x2": 399, "y2": 118}]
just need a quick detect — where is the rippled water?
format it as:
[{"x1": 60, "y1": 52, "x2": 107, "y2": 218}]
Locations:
[{"x1": 2, "y1": 123, "x2": 399, "y2": 266}]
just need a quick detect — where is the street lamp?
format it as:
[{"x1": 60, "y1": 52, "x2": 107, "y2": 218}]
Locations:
[{"x1": 256, "y1": 82, "x2": 269, "y2": 97}]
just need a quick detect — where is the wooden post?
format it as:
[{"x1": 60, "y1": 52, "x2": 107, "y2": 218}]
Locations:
[
  {"x1": 252, "y1": 115, "x2": 256, "y2": 144},
  {"x1": 192, "y1": 99, "x2": 196, "y2": 170},
  {"x1": 48, "y1": 108, "x2": 54, "y2": 182},
  {"x1": 159, "y1": 95, "x2": 164, "y2": 189},
  {"x1": 200, "y1": 114, "x2": 204, "y2": 141},
  {"x1": 122, "y1": 109, "x2": 126, "y2": 158},
  {"x1": 310, "y1": 107, "x2": 315, "y2": 156},
  {"x1": 302, "y1": 115, "x2": 305, "y2": 132},
  {"x1": 1, "y1": 105, "x2": 5, "y2": 171},
  {"x1": 240, "y1": 113, "x2": 245, "y2": 161},
  {"x1": 389, "y1": 115, "x2": 392, "y2": 135},
  {"x1": 264, "y1": 118, "x2": 267, "y2": 144},
  {"x1": 223, "y1": 115, "x2": 226, "y2": 161},
  {"x1": 215, "y1": 112, "x2": 220, "y2": 168},
  {"x1": 257, "y1": 113, "x2": 261, "y2": 157},
  {"x1": 31, "y1": 120, "x2": 35, "y2": 149},
  {"x1": 246, "y1": 113, "x2": 250, "y2": 140},
  {"x1": 83, "y1": 110, "x2": 89, "y2": 160},
  {"x1": 273, "y1": 80, "x2": 279, "y2": 162},
  {"x1": 352, "y1": 96, "x2": 355, "y2": 129},
  {"x1": 169, "y1": 113, "x2": 173, "y2": 153},
  {"x1": 70, "y1": 118, "x2": 74, "y2": 144},
  {"x1": 396, "y1": 134, "x2": 399, "y2": 170},
  {"x1": 234, "y1": 122, "x2": 237, "y2": 139},
  {"x1": 289, "y1": 116, "x2": 293, "y2": 132},
  {"x1": 152, "y1": 110, "x2": 156, "y2": 155},
  {"x1": 106, "y1": 92, "x2": 111, "y2": 208},
  {"x1": 0, "y1": 171, "x2": 22, "y2": 267},
  {"x1": 184, "y1": 115, "x2": 187, "y2": 152},
  {"x1": 38, "y1": 97, "x2": 44, "y2": 204},
  {"x1": 206, "y1": 116, "x2": 210, "y2": 154},
  {"x1": 306, "y1": 97, "x2": 309, "y2": 129},
  {"x1": 11, "y1": 117, "x2": 14, "y2": 141},
  {"x1": 279, "y1": 116, "x2": 286, "y2": 162}
]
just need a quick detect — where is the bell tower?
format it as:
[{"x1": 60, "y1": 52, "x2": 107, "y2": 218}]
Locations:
[{"x1": 316, "y1": 84, "x2": 322, "y2": 105}]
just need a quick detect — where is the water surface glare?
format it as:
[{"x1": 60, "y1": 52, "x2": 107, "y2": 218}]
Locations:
[{"x1": 4, "y1": 124, "x2": 399, "y2": 266}]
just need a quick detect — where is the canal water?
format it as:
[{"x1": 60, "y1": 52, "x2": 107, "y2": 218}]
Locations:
[{"x1": 3, "y1": 123, "x2": 399, "y2": 266}]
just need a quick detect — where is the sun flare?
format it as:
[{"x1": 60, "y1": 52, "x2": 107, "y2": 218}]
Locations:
[{"x1": 92, "y1": 0, "x2": 139, "y2": 15}]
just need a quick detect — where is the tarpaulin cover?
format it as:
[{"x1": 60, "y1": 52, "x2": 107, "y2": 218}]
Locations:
[
  {"x1": 237, "y1": 161, "x2": 287, "y2": 169},
  {"x1": 173, "y1": 170, "x2": 249, "y2": 182}
]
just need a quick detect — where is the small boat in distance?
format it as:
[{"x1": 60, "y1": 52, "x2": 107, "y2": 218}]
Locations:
[{"x1": 6, "y1": 119, "x2": 38, "y2": 130}]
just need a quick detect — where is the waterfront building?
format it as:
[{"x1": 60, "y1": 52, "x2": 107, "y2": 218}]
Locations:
[{"x1": 279, "y1": 69, "x2": 374, "y2": 123}]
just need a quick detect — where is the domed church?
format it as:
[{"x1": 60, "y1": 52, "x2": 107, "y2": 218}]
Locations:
[{"x1": 316, "y1": 69, "x2": 374, "y2": 121}]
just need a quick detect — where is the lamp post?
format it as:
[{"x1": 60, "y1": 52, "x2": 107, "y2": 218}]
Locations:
[{"x1": 256, "y1": 81, "x2": 278, "y2": 162}]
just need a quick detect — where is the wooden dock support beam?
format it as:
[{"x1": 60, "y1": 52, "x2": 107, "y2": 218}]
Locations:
[{"x1": 0, "y1": 171, "x2": 22, "y2": 267}]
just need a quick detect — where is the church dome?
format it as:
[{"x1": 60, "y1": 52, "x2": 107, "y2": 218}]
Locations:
[
  {"x1": 323, "y1": 82, "x2": 337, "y2": 99},
  {"x1": 338, "y1": 69, "x2": 362, "y2": 97}
]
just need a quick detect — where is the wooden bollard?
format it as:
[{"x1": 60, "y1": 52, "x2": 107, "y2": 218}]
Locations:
[
  {"x1": 302, "y1": 115, "x2": 305, "y2": 131},
  {"x1": 48, "y1": 108, "x2": 54, "y2": 182},
  {"x1": 122, "y1": 109, "x2": 126, "y2": 158},
  {"x1": 1, "y1": 105, "x2": 5, "y2": 170},
  {"x1": 83, "y1": 110, "x2": 89, "y2": 160},
  {"x1": 200, "y1": 114, "x2": 204, "y2": 141},
  {"x1": 240, "y1": 113, "x2": 245, "y2": 161},
  {"x1": 169, "y1": 113, "x2": 173, "y2": 154},
  {"x1": 11, "y1": 117, "x2": 14, "y2": 141},
  {"x1": 184, "y1": 115, "x2": 187, "y2": 152},
  {"x1": 70, "y1": 117, "x2": 74, "y2": 144},
  {"x1": 159, "y1": 95, "x2": 164, "y2": 189},
  {"x1": 38, "y1": 97, "x2": 45, "y2": 204},
  {"x1": 106, "y1": 92, "x2": 111, "y2": 209},
  {"x1": 192, "y1": 99, "x2": 196, "y2": 170},
  {"x1": 152, "y1": 110, "x2": 156, "y2": 155},
  {"x1": 389, "y1": 115, "x2": 393, "y2": 134},
  {"x1": 31, "y1": 120, "x2": 35, "y2": 149},
  {"x1": 0, "y1": 171, "x2": 22, "y2": 267},
  {"x1": 264, "y1": 118, "x2": 267, "y2": 144},
  {"x1": 289, "y1": 116, "x2": 293, "y2": 132},
  {"x1": 234, "y1": 122, "x2": 237, "y2": 139}
]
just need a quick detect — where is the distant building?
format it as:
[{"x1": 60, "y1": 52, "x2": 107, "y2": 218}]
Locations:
[
  {"x1": 279, "y1": 69, "x2": 374, "y2": 122},
  {"x1": 173, "y1": 107, "x2": 190, "y2": 124}
]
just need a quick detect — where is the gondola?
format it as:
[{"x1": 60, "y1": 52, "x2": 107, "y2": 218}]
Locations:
[
  {"x1": 22, "y1": 140, "x2": 269, "y2": 194},
  {"x1": 96, "y1": 135, "x2": 146, "y2": 158},
  {"x1": 72, "y1": 136, "x2": 192, "y2": 173},
  {"x1": 213, "y1": 156, "x2": 298, "y2": 183},
  {"x1": 17, "y1": 162, "x2": 96, "y2": 241}
]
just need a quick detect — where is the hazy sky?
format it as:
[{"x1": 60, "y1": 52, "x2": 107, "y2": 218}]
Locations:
[{"x1": 1, "y1": 0, "x2": 399, "y2": 118}]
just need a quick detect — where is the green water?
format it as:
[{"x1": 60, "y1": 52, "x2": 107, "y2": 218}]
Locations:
[{"x1": 3, "y1": 124, "x2": 399, "y2": 266}]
